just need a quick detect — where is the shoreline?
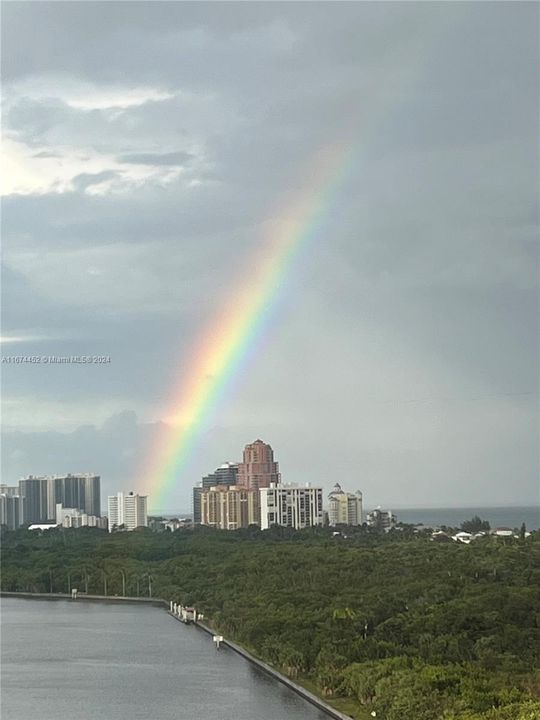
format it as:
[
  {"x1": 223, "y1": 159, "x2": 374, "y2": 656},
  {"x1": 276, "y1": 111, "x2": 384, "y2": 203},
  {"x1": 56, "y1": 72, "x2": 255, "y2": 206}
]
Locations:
[
  {"x1": 0, "y1": 590, "x2": 167, "y2": 607},
  {"x1": 1, "y1": 591, "x2": 351, "y2": 720},
  {"x1": 168, "y1": 611, "x2": 352, "y2": 720}
]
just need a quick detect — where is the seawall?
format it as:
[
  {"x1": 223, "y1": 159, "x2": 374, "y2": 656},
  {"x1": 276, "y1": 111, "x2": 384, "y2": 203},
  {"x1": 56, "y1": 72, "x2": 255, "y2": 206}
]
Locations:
[
  {"x1": 0, "y1": 591, "x2": 167, "y2": 608},
  {"x1": 168, "y1": 610, "x2": 352, "y2": 720},
  {"x1": 1, "y1": 591, "x2": 351, "y2": 720}
]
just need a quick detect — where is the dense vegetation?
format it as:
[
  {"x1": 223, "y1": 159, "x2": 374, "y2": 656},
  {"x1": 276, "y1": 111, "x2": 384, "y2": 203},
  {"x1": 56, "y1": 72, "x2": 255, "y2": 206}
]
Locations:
[{"x1": 2, "y1": 524, "x2": 539, "y2": 720}]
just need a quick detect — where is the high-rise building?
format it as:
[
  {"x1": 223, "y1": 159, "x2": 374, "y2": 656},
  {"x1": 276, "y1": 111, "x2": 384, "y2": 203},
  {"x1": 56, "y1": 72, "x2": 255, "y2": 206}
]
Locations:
[
  {"x1": 52, "y1": 474, "x2": 101, "y2": 517},
  {"x1": 107, "y1": 494, "x2": 121, "y2": 529},
  {"x1": 366, "y1": 508, "x2": 396, "y2": 530},
  {"x1": 237, "y1": 440, "x2": 280, "y2": 492},
  {"x1": 200, "y1": 485, "x2": 258, "y2": 530},
  {"x1": 108, "y1": 491, "x2": 148, "y2": 532},
  {"x1": 17, "y1": 474, "x2": 101, "y2": 523},
  {"x1": 0, "y1": 493, "x2": 26, "y2": 530},
  {"x1": 83, "y1": 474, "x2": 101, "y2": 517},
  {"x1": 260, "y1": 483, "x2": 323, "y2": 530},
  {"x1": 193, "y1": 462, "x2": 238, "y2": 524},
  {"x1": 18, "y1": 476, "x2": 50, "y2": 524},
  {"x1": 327, "y1": 483, "x2": 363, "y2": 526},
  {"x1": 0, "y1": 484, "x2": 21, "y2": 497}
]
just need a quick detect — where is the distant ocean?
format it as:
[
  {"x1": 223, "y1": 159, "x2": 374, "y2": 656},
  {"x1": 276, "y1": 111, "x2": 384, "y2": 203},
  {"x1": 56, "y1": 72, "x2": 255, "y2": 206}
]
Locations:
[
  {"x1": 386, "y1": 506, "x2": 540, "y2": 531},
  {"x1": 157, "y1": 505, "x2": 540, "y2": 531}
]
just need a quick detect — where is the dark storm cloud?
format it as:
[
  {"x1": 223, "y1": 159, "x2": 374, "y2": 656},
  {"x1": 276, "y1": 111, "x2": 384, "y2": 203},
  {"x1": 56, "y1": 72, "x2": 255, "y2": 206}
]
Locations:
[{"x1": 1, "y1": 2, "x2": 538, "y2": 508}]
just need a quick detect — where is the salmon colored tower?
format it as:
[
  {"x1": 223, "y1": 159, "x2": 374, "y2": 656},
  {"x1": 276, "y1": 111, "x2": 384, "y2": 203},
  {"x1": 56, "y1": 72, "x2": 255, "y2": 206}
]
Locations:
[{"x1": 237, "y1": 440, "x2": 280, "y2": 491}]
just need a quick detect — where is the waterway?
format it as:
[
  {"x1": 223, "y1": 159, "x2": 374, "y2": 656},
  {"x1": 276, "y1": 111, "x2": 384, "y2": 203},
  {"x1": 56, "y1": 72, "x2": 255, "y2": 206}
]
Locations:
[{"x1": 1, "y1": 598, "x2": 329, "y2": 720}]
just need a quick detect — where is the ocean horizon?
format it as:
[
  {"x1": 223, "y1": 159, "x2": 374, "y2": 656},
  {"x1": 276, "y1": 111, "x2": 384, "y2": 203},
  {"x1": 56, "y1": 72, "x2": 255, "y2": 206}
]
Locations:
[
  {"x1": 147, "y1": 505, "x2": 540, "y2": 531},
  {"x1": 380, "y1": 506, "x2": 539, "y2": 531}
]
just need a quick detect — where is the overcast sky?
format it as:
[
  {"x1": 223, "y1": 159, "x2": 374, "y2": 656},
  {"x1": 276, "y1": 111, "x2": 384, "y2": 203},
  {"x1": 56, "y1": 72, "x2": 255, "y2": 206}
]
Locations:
[{"x1": 1, "y1": 2, "x2": 538, "y2": 512}]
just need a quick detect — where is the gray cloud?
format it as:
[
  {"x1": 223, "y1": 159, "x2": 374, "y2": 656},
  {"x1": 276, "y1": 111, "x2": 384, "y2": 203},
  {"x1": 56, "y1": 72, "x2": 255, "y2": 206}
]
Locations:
[
  {"x1": 71, "y1": 170, "x2": 121, "y2": 192},
  {"x1": 32, "y1": 150, "x2": 61, "y2": 159},
  {"x1": 118, "y1": 151, "x2": 193, "y2": 166},
  {"x1": 1, "y1": 2, "x2": 538, "y2": 510}
]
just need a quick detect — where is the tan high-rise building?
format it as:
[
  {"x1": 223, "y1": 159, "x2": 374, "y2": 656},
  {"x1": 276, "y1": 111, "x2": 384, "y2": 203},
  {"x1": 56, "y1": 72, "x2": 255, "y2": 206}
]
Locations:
[
  {"x1": 237, "y1": 440, "x2": 280, "y2": 491},
  {"x1": 200, "y1": 485, "x2": 259, "y2": 530},
  {"x1": 327, "y1": 484, "x2": 363, "y2": 526}
]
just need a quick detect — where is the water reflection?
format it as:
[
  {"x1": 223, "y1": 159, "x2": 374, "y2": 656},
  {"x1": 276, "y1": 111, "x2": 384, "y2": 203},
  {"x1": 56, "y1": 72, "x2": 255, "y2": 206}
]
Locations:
[{"x1": 1, "y1": 599, "x2": 329, "y2": 720}]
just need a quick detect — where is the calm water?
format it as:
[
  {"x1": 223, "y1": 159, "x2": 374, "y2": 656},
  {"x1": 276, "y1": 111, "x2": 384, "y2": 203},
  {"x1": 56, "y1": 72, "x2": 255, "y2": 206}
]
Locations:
[
  {"x1": 1, "y1": 598, "x2": 328, "y2": 720},
  {"x1": 392, "y1": 506, "x2": 540, "y2": 530}
]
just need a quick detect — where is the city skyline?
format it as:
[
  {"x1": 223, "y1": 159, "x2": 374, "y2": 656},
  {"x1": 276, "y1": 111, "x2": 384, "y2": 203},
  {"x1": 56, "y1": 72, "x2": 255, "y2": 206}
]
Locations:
[
  {"x1": 0, "y1": 473, "x2": 102, "y2": 528},
  {"x1": 1, "y1": 3, "x2": 538, "y2": 511},
  {"x1": 2, "y1": 429, "x2": 539, "y2": 515},
  {"x1": 1, "y1": 5, "x2": 538, "y2": 719}
]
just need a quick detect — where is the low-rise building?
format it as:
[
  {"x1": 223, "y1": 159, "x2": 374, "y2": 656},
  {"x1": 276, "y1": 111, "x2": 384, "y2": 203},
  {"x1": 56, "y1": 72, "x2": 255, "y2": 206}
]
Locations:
[
  {"x1": 493, "y1": 527, "x2": 514, "y2": 538},
  {"x1": 56, "y1": 503, "x2": 107, "y2": 529},
  {"x1": 148, "y1": 516, "x2": 192, "y2": 532},
  {"x1": 431, "y1": 530, "x2": 452, "y2": 542},
  {"x1": 452, "y1": 530, "x2": 474, "y2": 544},
  {"x1": 260, "y1": 483, "x2": 323, "y2": 530},
  {"x1": 164, "y1": 518, "x2": 191, "y2": 531},
  {"x1": 28, "y1": 523, "x2": 58, "y2": 531}
]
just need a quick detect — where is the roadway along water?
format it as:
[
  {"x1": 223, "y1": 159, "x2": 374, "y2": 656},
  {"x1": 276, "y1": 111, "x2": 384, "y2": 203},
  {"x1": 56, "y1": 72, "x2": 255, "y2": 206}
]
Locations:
[{"x1": 1, "y1": 598, "x2": 329, "y2": 720}]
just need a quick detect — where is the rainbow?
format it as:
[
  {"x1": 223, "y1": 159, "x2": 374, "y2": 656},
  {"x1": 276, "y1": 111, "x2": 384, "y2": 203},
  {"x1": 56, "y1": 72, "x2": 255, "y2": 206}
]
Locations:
[{"x1": 144, "y1": 142, "x2": 354, "y2": 509}]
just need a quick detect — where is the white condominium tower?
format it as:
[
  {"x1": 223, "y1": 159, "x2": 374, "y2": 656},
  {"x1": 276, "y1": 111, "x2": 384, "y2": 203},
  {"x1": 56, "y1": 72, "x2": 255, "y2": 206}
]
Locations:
[
  {"x1": 107, "y1": 491, "x2": 148, "y2": 532},
  {"x1": 260, "y1": 483, "x2": 323, "y2": 530}
]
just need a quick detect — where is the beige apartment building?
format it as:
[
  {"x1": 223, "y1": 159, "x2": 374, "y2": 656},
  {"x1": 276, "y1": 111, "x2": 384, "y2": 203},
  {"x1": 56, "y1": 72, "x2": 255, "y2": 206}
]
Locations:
[
  {"x1": 200, "y1": 485, "x2": 259, "y2": 530},
  {"x1": 327, "y1": 483, "x2": 363, "y2": 526}
]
